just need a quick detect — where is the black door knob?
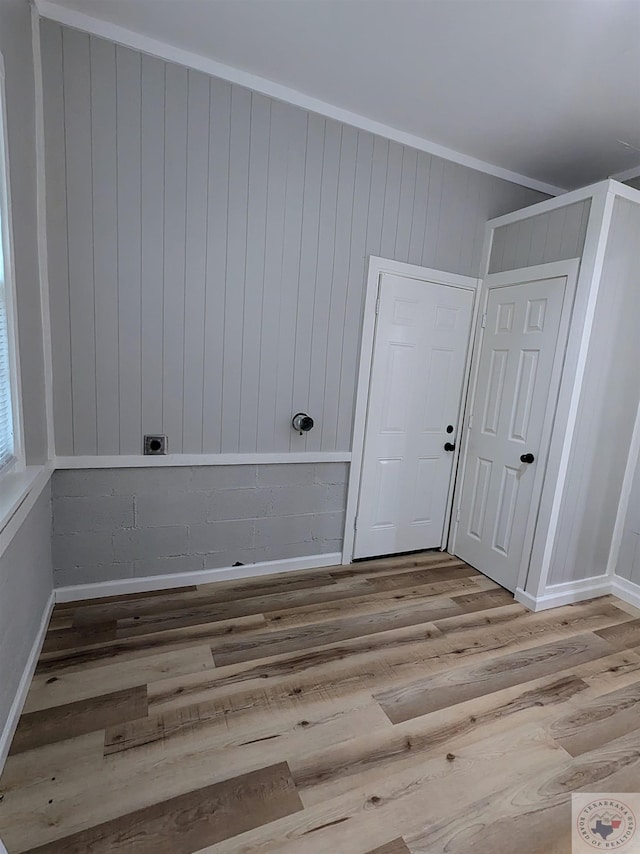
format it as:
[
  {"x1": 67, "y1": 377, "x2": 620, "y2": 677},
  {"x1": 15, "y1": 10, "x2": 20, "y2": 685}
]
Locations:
[
  {"x1": 520, "y1": 453, "x2": 535, "y2": 464},
  {"x1": 444, "y1": 442, "x2": 456, "y2": 452}
]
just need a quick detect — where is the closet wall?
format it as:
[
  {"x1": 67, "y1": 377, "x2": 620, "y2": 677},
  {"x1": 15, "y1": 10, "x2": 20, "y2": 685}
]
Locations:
[
  {"x1": 549, "y1": 196, "x2": 640, "y2": 584},
  {"x1": 475, "y1": 182, "x2": 640, "y2": 607}
]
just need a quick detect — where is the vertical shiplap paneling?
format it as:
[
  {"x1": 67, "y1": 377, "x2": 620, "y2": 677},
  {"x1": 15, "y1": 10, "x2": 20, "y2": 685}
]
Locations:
[
  {"x1": 63, "y1": 28, "x2": 96, "y2": 454},
  {"x1": 527, "y1": 211, "x2": 551, "y2": 267},
  {"x1": 379, "y1": 141, "x2": 403, "y2": 260},
  {"x1": 42, "y1": 20, "x2": 73, "y2": 455},
  {"x1": 90, "y1": 37, "x2": 119, "y2": 455},
  {"x1": 489, "y1": 200, "x2": 590, "y2": 274},
  {"x1": 394, "y1": 148, "x2": 418, "y2": 263},
  {"x1": 257, "y1": 100, "x2": 289, "y2": 452},
  {"x1": 364, "y1": 136, "x2": 389, "y2": 258},
  {"x1": 434, "y1": 161, "x2": 467, "y2": 272},
  {"x1": 290, "y1": 113, "x2": 325, "y2": 452},
  {"x1": 321, "y1": 124, "x2": 358, "y2": 450},
  {"x1": 336, "y1": 131, "x2": 374, "y2": 447},
  {"x1": 500, "y1": 220, "x2": 521, "y2": 272},
  {"x1": 202, "y1": 78, "x2": 231, "y2": 452},
  {"x1": 306, "y1": 119, "x2": 342, "y2": 452},
  {"x1": 43, "y1": 23, "x2": 549, "y2": 456},
  {"x1": 513, "y1": 211, "x2": 534, "y2": 268},
  {"x1": 182, "y1": 70, "x2": 211, "y2": 453},
  {"x1": 274, "y1": 104, "x2": 308, "y2": 452},
  {"x1": 422, "y1": 156, "x2": 444, "y2": 267},
  {"x1": 239, "y1": 93, "x2": 270, "y2": 452},
  {"x1": 469, "y1": 172, "x2": 495, "y2": 273},
  {"x1": 162, "y1": 64, "x2": 188, "y2": 451},
  {"x1": 116, "y1": 46, "x2": 143, "y2": 454},
  {"x1": 221, "y1": 86, "x2": 251, "y2": 451},
  {"x1": 140, "y1": 55, "x2": 165, "y2": 440},
  {"x1": 461, "y1": 170, "x2": 484, "y2": 276},
  {"x1": 407, "y1": 152, "x2": 430, "y2": 266}
]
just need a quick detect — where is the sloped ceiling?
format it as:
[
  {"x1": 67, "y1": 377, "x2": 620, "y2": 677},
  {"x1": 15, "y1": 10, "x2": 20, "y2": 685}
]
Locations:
[{"x1": 40, "y1": 0, "x2": 640, "y2": 191}]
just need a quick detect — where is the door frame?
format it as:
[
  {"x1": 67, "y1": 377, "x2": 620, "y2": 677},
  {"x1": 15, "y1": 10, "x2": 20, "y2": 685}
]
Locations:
[
  {"x1": 450, "y1": 258, "x2": 580, "y2": 591},
  {"x1": 342, "y1": 256, "x2": 480, "y2": 565}
]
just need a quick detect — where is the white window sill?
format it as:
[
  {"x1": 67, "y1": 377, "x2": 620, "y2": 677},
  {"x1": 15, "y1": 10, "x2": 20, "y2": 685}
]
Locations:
[{"x1": 0, "y1": 464, "x2": 53, "y2": 540}]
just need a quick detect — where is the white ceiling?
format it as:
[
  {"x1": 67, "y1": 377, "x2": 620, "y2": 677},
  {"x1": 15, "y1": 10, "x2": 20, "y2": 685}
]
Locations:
[{"x1": 41, "y1": 0, "x2": 640, "y2": 192}]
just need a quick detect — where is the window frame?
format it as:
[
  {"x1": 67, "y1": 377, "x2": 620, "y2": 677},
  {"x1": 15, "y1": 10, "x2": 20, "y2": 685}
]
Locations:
[{"x1": 0, "y1": 52, "x2": 25, "y2": 478}]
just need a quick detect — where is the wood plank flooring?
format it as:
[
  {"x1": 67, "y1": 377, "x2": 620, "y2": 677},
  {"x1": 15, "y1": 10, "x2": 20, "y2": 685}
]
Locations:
[{"x1": 2, "y1": 552, "x2": 640, "y2": 853}]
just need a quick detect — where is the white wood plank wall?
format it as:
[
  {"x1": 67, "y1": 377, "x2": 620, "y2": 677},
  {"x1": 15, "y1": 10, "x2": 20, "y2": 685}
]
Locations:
[
  {"x1": 42, "y1": 21, "x2": 546, "y2": 457},
  {"x1": 488, "y1": 199, "x2": 591, "y2": 274},
  {"x1": 550, "y1": 197, "x2": 640, "y2": 583}
]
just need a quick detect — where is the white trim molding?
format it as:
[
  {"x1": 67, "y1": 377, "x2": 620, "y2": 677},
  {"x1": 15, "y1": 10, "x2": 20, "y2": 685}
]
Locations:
[
  {"x1": 610, "y1": 164, "x2": 640, "y2": 185},
  {"x1": 343, "y1": 256, "x2": 479, "y2": 564},
  {"x1": 0, "y1": 464, "x2": 53, "y2": 559},
  {"x1": 515, "y1": 575, "x2": 611, "y2": 612},
  {"x1": 33, "y1": 0, "x2": 564, "y2": 197},
  {"x1": 0, "y1": 48, "x2": 26, "y2": 475},
  {"x1": 485, "y1": 179, "x2": 611, "y2": 231},
  {"x1": 55, "y1": 552, "x2": 342, "y2": 602},
  {"x1": 55, "y1": 451, "x2": 351, "y2": 469},
  {"x1": 31, "y1": 4, "x2": 56, "y2": 461},
  {"x1": 611, "y1": 575, "x2": 640, "y2": 611},
  {"x1": 0, "y1": 590, "x2": 54, "y2": 773}
]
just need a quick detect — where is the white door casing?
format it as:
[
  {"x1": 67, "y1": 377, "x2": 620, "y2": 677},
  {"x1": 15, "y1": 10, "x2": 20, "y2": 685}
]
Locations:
[
  {"x1": 353, "y1": 271, "x2": 474, "y2": 559},
  {"x1": 453, "y1": 267, "x2": 575, "y2": 591}
]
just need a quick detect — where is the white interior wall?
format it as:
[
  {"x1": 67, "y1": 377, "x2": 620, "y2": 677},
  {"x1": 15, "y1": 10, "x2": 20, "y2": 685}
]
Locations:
[
  {"x1": 0, "y1": 0, "x2": 54, "y2": 769},
  {"x1": 41, "y1": 20, "x2": 547, "y2": 460},
  {"x1": 549, "y1": 196, "x2": 640, "y2": 585},
  {"x1": 488, "y1": 199, "x2": 591, "y2": 274},
  {"x1": 1, "y1": 1, "x2": 48, "y2": 464}
]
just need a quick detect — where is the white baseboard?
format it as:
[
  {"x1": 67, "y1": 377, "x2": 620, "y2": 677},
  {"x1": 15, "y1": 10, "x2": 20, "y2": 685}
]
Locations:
[
  {"x1": 0, "y1": 590, "x2": 55, "y2": 773},
  {"x1": 515, "y1": 574, "x2": 612, "y2": 612},
  {"x1": 54, "y1": 552, "x2": 343, "y2": 603},
  {"x1": 611, "y1": 574, "x2": 640, "y2": 610}
]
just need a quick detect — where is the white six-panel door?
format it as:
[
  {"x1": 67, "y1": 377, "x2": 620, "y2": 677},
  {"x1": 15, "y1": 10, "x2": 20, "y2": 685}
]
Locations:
[
  {"x1": 453, "y1": 274, "x2": 569, "y2": 590},
  {"x1": 354, "y1": 273, "x2": 474, "y2": 559}
]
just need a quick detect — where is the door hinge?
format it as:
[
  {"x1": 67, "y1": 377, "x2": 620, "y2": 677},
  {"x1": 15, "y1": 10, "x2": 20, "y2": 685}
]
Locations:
[
  {"x1": 455, "y1": 508, "x2": 460, "y2": 523},
  {"x1": 354, "y1": 516, "x2": 358, "y2": 531},
  {"x1": 468, "y1": 413, "x2": 473, "y2": 429},
  {"x1": 481, "y1": 313, "x2": 487, "y2": 328},
  {"x1": 375, "y1": 297, "x2": 380, "y2": 316}
]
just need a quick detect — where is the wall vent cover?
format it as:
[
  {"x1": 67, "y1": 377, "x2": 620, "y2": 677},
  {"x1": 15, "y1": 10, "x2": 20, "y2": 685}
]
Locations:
[{"x1": 144, "y1": 434, "x2": 167, "y2": 455}]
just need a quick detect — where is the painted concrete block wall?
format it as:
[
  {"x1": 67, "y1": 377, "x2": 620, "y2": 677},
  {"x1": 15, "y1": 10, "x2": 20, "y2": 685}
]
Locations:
[
  {"x1": 0, "y1": 484, "x2": 53, "y2": 739},
  {"x1": 549, "y1": 197, "x2": 640, "y2": 584},
  {"x1": 52, "y1": 464, "x2": 347, "y2": 585},
  {"x1": 41, "y1": 20, "x2": 546, "y2": 459},
  {"x1": 488, "y1": 199, "x2": 590, "y2": 274}
]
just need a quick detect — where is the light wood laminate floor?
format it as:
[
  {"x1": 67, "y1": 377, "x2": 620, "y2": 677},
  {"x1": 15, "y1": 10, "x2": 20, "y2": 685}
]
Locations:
[{"x1": 2, "y1": 552, "x2": 640, "y2": 853}]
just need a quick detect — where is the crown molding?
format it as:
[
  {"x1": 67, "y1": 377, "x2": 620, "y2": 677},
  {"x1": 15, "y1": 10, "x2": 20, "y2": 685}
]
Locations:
[
  {"x1": 34, "y1": 0, "x2": 564, "y2": 197},
  {"x1": 610, "y1": 163, "x2": 640, "y2": 184}
]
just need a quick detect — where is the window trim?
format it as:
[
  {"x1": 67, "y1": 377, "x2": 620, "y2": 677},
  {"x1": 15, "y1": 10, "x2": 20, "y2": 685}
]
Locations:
[{"x1": 0, "y1": 52, "x2": 25, "y2": 477}]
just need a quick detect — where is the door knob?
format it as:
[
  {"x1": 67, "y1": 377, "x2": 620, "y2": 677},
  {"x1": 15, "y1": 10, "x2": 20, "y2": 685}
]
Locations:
[
  {"x1": 444, "y1": 442, "x2": 456, "y2": 452},
  {"x1": 520, "y1": 453, "x2": 535, "y2": 464}
]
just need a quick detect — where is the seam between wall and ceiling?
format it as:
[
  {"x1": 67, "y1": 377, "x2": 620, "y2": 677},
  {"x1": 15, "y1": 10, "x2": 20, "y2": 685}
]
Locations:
[{"x1": 33, "y1": 0, "x2": 565, "y2": 197}]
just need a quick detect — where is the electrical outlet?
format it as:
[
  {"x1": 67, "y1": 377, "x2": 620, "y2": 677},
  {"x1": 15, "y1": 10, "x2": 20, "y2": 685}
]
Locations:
[{"x1": 144, "y1": 434, "x2": 167, "y2": 455}]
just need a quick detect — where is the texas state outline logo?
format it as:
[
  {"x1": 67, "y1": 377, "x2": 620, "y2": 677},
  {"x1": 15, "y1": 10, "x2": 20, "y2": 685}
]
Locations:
[{"x1": 573, "y1": 794, "x2": 637, "y2": 850}]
